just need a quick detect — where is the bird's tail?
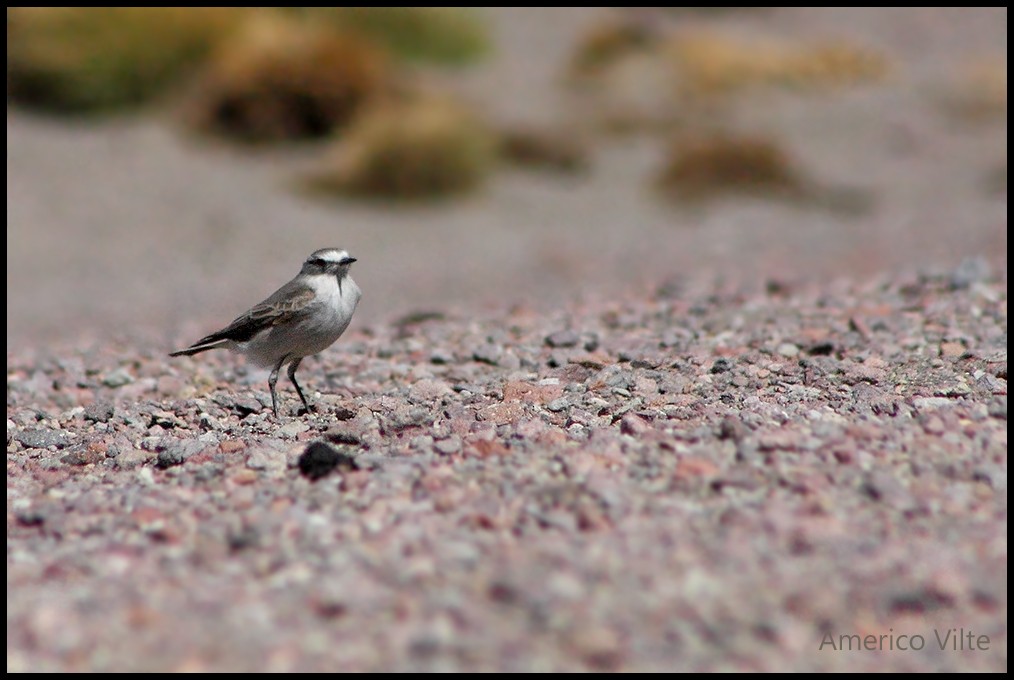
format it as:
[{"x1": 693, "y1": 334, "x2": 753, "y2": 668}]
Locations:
[{"x1": 169, "y1": 339, "x2": 229, "y2": 357}]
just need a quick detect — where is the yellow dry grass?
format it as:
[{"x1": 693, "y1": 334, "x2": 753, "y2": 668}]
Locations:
[
  {"x1": 184, "y1": 12, "x2": 391, "y2": 142},
  {"x1": 938, "y1": 58, "x2": 1007, "y2": 123},
  {"x1": 669, "y1": 32, "x2": 889, "y2": 97}
]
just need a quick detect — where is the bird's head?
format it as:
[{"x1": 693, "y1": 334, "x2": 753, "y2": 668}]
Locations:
[{"x1": 302, "y1": 248, "x2": 357, "y2": 277}]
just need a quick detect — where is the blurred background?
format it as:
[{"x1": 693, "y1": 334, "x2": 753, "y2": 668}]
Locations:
[{"x1": 6, "y1": 8, "x2": 1007, "y2": 350}]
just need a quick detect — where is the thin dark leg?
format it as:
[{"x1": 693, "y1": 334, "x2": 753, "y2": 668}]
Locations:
[
  {"x1": 287, "y1": 358, "x2": 310, "y2": 414},
  {"x1": 268, "y1": 355, "x2": 288, "y2": 417}
]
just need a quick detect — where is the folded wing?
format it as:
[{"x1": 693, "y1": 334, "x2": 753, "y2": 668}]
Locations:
[{"x1": 170, "y1": 283, "x2": 316, "y2": 356}]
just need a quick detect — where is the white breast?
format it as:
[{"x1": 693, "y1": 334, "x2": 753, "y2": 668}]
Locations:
[
  {"x1": 304, "y1": 273, "x2": 361, "y2": 346},
  {"x1": 310, "y1": 273, "x2": 361, "y2": 322},
  {"x1": 241, "y1": 273, "x2": 361, "y2": 367}
]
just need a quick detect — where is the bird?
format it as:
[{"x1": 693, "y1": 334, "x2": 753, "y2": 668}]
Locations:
[{"x1": 170, "y1": 248, "x2": 361, "y2": 417}]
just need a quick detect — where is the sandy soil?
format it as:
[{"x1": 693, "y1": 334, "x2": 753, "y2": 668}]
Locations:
[
  {"x1": 6, "y1": 8, "x2": 1007, "y2": 347},
  {"x1": 6, "y1": 8, "x2": 1008, "y2": 672}
]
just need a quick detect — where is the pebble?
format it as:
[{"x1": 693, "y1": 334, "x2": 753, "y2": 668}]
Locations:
[
  {"x1": 717, "y1": 415, "x2": 749, "y2": 442},
  {"x1": 150, "y1": 410, "x2": 182, "y2": 429},
  {"x1": 199, "y1": 413, "x2": 223, "y2": 431},
  {"x1": 415, "y1": 347, "x2": 444, "y2": 366},
  {"x1": 546, "y1": 330, "x2": 580, "y2": 348},
  {"x1": 913, "y1": 397, "x2": 956, "y2": 412},
  {"x1": 410, "y1": 379, "x2": 454, "y2": 402},
  {"x1": 936, "y1": 382, "x2": 972, "y2": 397},
  {"x1": 277, "y1": 421, "x2": 309, "y2": 439},
  {"x1": 434, "y1": 436, "x2": 463, "y2": 455},
  {"x1": 115, "y1": 448, "x2": 155, "y2": 470},
  {"x1": 12, "y1": 429, "x2": 70, "y2": 450},
  {"x1": 83, "y1": 401, "x2": 115, "y2": 423},
  {"x1": 222, "y1": 396, "x2": 265, "y2": 417},
  {"x1": 777, "y1": 343, "x2": 800, "y2": 358},
  {"x1": 547, "y1": 398, "x2": 571, "y2": 413},
  {"x1": 245, "y1": 447, "x2": 287, "y2": 472},
  {"x1": 472, "y1": 344, "x2": 503, "y2": 366},
  {"x1": 156, "y1": 438, "x2": 208, "y2": 468},
  {"x1": 298, "y1": 442, "x2": 357, "y2": 480},
  {"x1": 102, "y1": 368, "x2": 134, "y2": 388},
  {"x1": 950, "y1": 256, "x2": 991, "y2": 289},
  {"x1": 619, "y1": 413, "x2": 650, "y2": 436},
  {"x1": 384, "y1": 406, "x2": 433, "y2": 431},
  {"x1": 710, "y1": 358, "x2": 732, "y2": 374}
]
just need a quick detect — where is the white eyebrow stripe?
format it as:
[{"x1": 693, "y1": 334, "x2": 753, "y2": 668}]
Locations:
[{"x1": 311, "y1": 249, "x2": 349, "y2": 264}]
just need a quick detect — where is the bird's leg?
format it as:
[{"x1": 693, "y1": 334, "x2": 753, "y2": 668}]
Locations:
[
  {"x1": 268, "y1": 356, "x2": 288, "y2": 417},
  {"x1": 287, "y1": 358, "x2": 311, "y2": 415}
]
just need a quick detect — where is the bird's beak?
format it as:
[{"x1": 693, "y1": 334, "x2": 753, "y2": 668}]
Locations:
[{"x1": 340, "y1": 257, "x2": 357, "y2": 266}]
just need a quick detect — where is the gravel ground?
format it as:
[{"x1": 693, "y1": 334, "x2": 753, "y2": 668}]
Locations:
[{"x1": 7, "y1": 265, "x2": 1007, "y2": 672}]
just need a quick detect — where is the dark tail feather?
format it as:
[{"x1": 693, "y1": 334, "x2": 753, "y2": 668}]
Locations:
[{"x1": 169, "y1": 339, "x2": 228, "y2": 357}]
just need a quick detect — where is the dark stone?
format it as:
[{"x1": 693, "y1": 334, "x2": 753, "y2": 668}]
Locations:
[
  {"x1": 889, "y1": 588, "x2": 956, "y2": 615},
  {"x1": 325, "y1": 431, "x2": 363, "y2": 446},
  {"x1": 155, "y1": 438, "x2": 206, "y2": 469},
  {"x1": 15, "y1": 509, "x2": 47, "y2": 527},
  {"x1": 717, "y1": 415, "x2": 748, "y2": 442},
  {"x1": 472, "y1": 344, "x2": 503, "y2": 366},
  {"x1": 61, "y1": 446, "x2": 102, "y2": 466},
  {"x1": 807, "y1": 342, "x2": 835, "y2": 357},
  {"x1": 13, "y1": 429, "x2": 70, "y2": 450},
  {"x1": 949, "y1": 257, "x2": 991, "y2": 290},
  {"x1": 215, "y1": 395, "x2": 264, "y2": 417},
  {"x1": 84, "y1": 401, "x2": 115, "y2": 423},
  {"x1": 299, "y1": 442, "x2": 358, "y2": 480},
  {"x1": 332, "y1": 407, "x2": 356, "y2": 422},
  {"x1": 545, "y1": 330, "x2": 580, "y2": 349},
  {"x1": 227, "y1": 526, "x2": 260, "y2": 552},
  {"x1": 710, "y1": 358, "x2": 732, "y2": 374}
]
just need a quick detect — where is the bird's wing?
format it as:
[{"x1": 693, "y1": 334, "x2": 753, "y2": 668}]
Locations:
[{"x1": 187, "y1": 282, "x2": 317, "y2": 347}]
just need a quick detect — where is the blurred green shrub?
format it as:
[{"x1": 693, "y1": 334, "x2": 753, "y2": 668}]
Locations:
[
  {"x1": 7, "y1": 7, "x2": 244, "y2": 113},
  {"x1": 309, "y1": 96, "x2": 497, "y2": 199},
  {"x1": 300, "y1": 7, "x2": 490, "y2": 66}
]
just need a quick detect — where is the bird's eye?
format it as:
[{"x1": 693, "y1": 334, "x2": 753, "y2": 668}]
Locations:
[{"x1": 310, "y1": 258, "x2": 327, "y2": 267}]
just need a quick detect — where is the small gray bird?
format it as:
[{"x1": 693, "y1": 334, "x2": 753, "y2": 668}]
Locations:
[{"x1": 170, "y1": 248, "x2": 361, "y2": 417}]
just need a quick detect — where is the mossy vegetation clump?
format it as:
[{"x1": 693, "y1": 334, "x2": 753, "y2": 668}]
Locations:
[
  {"x1": 184, "y1": 12, "x2": 392, "y2": 142},
  {"x1": 657, "y1": 132, "x2": 805, "y2": 201},
  {"x1": 309, "y1": 97, "x2": 498, "y2": 200},
  {"x1": 302, "y1": 7, "x2": 490, "y2": 66},
  {"x1": 7, "y1": 7, "x2": 244, "y2": 113}
]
